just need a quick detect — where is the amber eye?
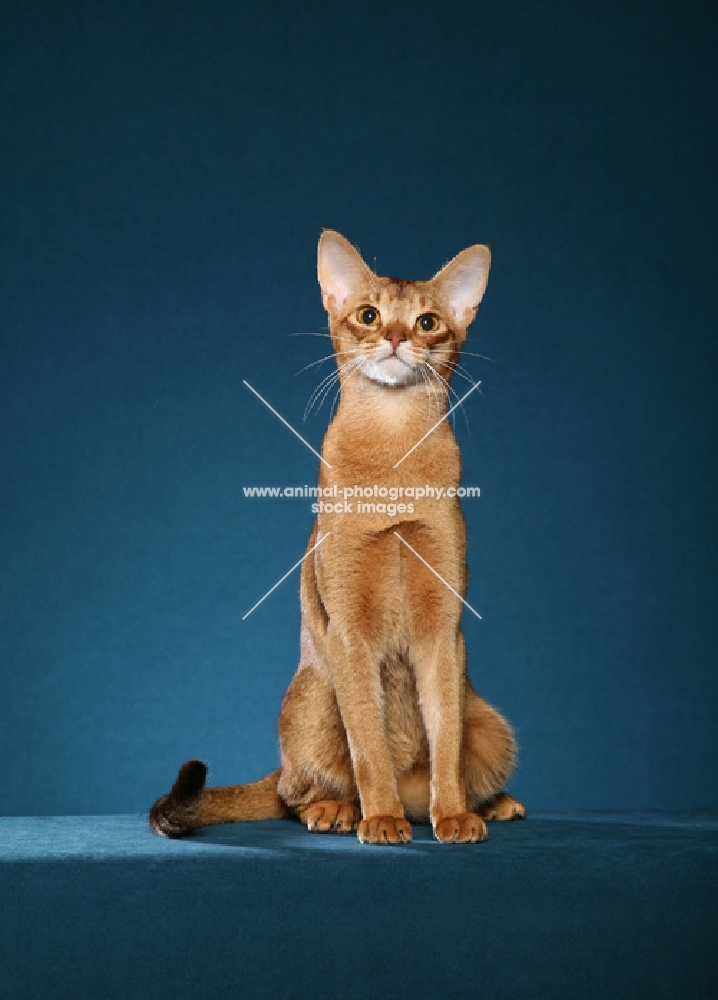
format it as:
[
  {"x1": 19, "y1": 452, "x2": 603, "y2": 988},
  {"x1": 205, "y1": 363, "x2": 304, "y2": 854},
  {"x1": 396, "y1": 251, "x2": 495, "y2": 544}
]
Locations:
[
  {"x1": 356, "y1": 306, "x2": 380, "y2": 327},
  {"x1": 416, "y1": 313, "x2": 439, "y2": 333}
]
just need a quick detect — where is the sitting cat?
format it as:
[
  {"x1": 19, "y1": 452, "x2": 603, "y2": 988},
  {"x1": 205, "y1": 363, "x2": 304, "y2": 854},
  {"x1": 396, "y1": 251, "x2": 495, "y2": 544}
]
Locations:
[{"x1": 150, "y1": 230, "x2": 524, "y2": 845}]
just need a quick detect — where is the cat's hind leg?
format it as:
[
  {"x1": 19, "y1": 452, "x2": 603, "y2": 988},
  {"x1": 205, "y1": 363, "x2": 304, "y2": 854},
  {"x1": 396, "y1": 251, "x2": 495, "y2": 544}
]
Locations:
[
  {"x1": 277, "y1": 661, "x2": 362, "y2": 835},
  {"x1": 463, "y1": 684, "x2": 525, "y2": 821}
]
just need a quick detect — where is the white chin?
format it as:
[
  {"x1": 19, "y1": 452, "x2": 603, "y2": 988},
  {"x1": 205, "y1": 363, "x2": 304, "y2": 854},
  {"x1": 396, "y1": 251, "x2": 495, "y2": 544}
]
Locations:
[{"x1": 362, "y1": 358, "x2": 416, "y2": 386}]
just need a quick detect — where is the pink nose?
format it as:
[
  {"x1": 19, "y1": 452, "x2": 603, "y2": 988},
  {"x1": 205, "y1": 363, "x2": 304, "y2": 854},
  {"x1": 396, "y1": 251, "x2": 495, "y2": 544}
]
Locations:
[{"x1": 385, "y1": 328, "x2": 407, "y2": 354}]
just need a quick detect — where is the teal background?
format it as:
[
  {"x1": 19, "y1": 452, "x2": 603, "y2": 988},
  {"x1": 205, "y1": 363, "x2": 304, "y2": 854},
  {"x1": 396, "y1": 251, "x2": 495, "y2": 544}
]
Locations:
[{"x1": 1, "y1": 0, "x2": 716, "y2": 815}]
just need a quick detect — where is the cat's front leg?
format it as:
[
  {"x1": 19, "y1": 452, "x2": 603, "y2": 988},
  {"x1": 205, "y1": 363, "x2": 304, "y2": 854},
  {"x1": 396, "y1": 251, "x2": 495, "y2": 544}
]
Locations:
[
  {"x1": 413, "y1": 630, "x2": 487, "y2": 844},
  {"x1": 325, "y1": 626, "x2": 412, "y2": 845}
]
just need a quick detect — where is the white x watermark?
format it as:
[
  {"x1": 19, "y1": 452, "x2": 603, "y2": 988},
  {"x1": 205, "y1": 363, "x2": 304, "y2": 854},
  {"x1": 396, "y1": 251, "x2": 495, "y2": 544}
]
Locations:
[{"x1": 242, "y1": 378, "x2": 482, "y2": 619}]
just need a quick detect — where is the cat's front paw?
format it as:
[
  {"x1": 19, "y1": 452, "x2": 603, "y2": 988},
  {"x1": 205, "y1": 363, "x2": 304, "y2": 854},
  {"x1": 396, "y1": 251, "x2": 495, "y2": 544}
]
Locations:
[
  {"x1": 433, "y1": 812, "x2": 487, "y2": 844},
  {"x1": 357, "y1": 815, "x2": 412, "y2": 845}
]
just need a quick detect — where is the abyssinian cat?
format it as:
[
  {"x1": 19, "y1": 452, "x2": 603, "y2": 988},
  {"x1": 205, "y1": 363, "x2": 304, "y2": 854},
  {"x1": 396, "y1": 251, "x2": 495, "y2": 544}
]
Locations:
[{"x1": 150, "y1": 230, "x2": 524, "y2": 845}]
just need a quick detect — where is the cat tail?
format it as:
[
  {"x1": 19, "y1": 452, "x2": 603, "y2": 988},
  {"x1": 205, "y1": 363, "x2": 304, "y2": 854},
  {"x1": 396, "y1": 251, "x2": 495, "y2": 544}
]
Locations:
[{"x1": 149, "y1": 760, "x2": 292, "y2": 838}]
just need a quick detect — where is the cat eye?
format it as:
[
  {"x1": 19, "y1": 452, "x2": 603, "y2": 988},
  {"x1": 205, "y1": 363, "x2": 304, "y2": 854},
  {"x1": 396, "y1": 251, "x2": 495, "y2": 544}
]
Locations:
[
  {"x1": 356, "y1": 306, "x2": 380, "y2": 327},
  {"x1": 416, "y1": 313, "x2": 440, "y2": 333}
]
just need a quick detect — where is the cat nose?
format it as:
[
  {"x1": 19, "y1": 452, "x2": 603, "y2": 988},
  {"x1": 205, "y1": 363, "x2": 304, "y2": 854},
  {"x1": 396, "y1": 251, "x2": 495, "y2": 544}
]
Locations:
[{"x1": 385, "y1": 327, "x2": 407, "y2": 354}]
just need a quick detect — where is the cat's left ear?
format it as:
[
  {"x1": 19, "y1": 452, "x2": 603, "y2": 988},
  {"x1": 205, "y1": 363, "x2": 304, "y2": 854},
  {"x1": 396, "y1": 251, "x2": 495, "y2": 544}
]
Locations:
[{"x1": 432, "y1": 245, "x2": 491, "y2": 329}]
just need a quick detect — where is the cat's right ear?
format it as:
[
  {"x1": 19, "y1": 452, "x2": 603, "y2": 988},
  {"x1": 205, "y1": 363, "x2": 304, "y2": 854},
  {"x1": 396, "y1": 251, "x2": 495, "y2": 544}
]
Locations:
[{"x1": 317, "y1": 230, "x2": 376, "y2": 316}]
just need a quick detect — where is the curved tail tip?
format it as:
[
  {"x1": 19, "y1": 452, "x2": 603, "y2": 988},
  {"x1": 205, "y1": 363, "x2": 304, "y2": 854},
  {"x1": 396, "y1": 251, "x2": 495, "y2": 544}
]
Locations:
[
  {"x1": 173, "y1": 759, "x2": 208, "y2": 798},
  {"x1": 149, "y1": 758, "x2": 208, "y2": 839}
]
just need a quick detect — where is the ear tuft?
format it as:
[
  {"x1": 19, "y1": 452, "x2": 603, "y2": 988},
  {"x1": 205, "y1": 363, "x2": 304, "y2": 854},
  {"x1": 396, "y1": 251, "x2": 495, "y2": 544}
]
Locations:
[
  {"x1": 317, "y1": 230, "x2": 375, "y2": 316},
  {"x1": 432, "y1": 245, "x2": 491, "y2": 328}
]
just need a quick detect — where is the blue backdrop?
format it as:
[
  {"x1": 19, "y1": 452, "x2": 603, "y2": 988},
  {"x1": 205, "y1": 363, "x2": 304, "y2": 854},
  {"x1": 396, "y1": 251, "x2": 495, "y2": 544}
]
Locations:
[{"x1": 1, "y1": 0, "x2": 715, "y2": 816}]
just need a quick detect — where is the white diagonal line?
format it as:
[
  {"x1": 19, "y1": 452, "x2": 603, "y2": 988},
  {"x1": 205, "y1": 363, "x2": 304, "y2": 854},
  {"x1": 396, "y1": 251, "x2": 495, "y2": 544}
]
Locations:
[
  {"x1": 393, "y1": 380, "x2": 481, "y2": 469},
  {"x1": 243, "y1": 380, "x2": 332, "y2": 468},
  {"x1": 242, "y1": 531, "x2": 332, "y2": 620},
  {"x1": 394, "y1": 531, "x2": 482, "y2": 620}
]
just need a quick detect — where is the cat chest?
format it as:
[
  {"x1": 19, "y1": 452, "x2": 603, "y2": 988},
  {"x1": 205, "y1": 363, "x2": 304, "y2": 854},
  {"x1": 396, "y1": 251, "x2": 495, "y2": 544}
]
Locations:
[{"x1": 313, "y1": 519, "x2": 465, "y2": 653}]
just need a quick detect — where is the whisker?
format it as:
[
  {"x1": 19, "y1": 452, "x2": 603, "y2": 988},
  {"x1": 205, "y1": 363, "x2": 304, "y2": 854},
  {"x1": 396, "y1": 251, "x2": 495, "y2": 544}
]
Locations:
[
  {"x1": 313, "y1": 357, "x2": 364, "y2": 418},
  {"x1": 455, "y1": 350, "x2": 494, "y2": 362},
  {"x1": 288, "y1": 332, "x2": 332, "y2": 339},
  {"x1": 417, "y1": 364, "x2": 431, "y2": 411},
  {"x1": 304, "y1": 363, "x2": 351, "y2": 421},
  {"x1": 432, "y1": 350, "x2": 483, "y2": 375},
  {"x1": 449, "y1": 360, "x2": 476, "y2": 379},
  {"x1": 294, "y1": 349, "x2": 358, "y2": 377},
  {"x1": 433, "y1": 359, "x2": 479, "y2": 388},
  {"x1": 424, "y1": 361, "x2": 470, "y2": 434},
  {"x1": 328, "y1": 383, "x2": 341, "y2": 422},
  {"x1": 431, "y1": 351, "x2": 484, "y2": 392},
  {"x1": 304, "y1": 356, "x2": 364, "y2": 421},
  {"x1": 313, "y1": 367, "x2": 348, "y2": 416},
  {"x1": 426, "y1": 362, "x2": 457, "y2": 429},
  {"x1": 328, "y1": 354, "x2": 366, "y2": 420},
  {"x1": 304, "y1": 369, "x2": 347, "y2": 421},
  {"x1": 420, "y1": 361, "x2": 443, "y2": 422}
]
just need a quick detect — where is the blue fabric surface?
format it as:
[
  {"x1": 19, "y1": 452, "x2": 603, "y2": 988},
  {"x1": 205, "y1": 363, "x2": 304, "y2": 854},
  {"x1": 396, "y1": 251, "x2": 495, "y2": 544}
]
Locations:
[{"x1": 2, "y1": 813, "x2": 716, "y2": 999}]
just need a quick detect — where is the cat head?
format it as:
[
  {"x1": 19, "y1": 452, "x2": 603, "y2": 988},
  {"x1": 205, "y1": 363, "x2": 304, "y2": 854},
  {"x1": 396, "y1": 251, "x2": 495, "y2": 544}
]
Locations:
[{"x1": 317, "y1": 230, "x2": 490, "y2": 389}]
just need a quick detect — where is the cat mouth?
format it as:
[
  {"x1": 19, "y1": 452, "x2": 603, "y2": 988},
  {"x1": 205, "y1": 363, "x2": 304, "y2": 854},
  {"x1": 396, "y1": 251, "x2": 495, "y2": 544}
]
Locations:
[{"x1": 361, "y1": 355, "x2": 418, "y2": 387}]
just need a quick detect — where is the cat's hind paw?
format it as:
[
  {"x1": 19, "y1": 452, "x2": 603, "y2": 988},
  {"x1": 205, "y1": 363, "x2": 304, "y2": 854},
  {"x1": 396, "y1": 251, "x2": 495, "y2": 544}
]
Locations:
[
  {"x1": 297, "y1": 800, "x2": 360, "y2": 833},
  {"x1": 478, "y1": 792, "x2": 526, "y2": 822}
]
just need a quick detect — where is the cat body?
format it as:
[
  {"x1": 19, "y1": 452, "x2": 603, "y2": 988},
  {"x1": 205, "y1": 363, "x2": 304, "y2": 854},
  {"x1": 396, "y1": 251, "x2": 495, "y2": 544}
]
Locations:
[{"x1": 150, "y1": 231, "x2": 524, "y2": 845}]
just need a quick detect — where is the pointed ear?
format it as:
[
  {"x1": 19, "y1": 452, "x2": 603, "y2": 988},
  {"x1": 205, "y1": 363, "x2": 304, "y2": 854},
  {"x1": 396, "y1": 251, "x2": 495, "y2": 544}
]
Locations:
[
  {"x1": 432, "y1": 245, "x2": 491, "y2": 328},
  {"x1": 317, "y1": 230, "x2": 376, "y2": 316}
]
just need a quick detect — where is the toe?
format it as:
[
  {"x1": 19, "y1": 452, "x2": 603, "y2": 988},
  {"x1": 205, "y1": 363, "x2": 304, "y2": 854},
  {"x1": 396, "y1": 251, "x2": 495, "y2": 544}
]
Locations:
[
  {"x1": 434, "y1": 813, "x2": 487, "y2": 844},
  {"x1": 357, "y1": 815, "x2": 412, "y2": 845}
]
